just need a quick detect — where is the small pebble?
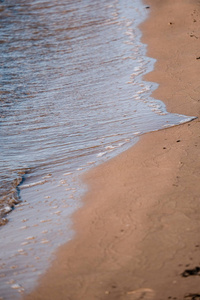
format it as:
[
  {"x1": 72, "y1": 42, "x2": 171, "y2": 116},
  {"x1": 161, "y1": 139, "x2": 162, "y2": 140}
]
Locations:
[
  {"x1": 60, "y1": 180, "x2": 67, "y2": 184},
  {"x1": 40, "y1": 219, "x2": 52, "y2": 223},
  {"x1": 41, "y1": 239, "x2": 49, "y2": 244},
  {"x1": 20, "y1": 226, "x2": 28, "y2": 229},
  {"x1": 63, "y1": 172, "x2": 72, "y2": 176},
  {"x1": 26, "y1": 236, "x2": 35, "y2": 240},
  {"x1": 42, "y1": 174, "x2": 52, "y2": 179},
  {"x1": 11, "y1": 284, "x2": 21, "y2": 289},
  {"x1": 21, "y1": 242, "x2": 29, "y2": 246},
  {"x1": 105, "y1": 291, "x2": 110, "y2": 294},
  {"x1": 4, "y1": 206, "x2": 12, "y2": 213},
  {"x1": 10, "y1": 265, "x2": 18, "y2": 269}
]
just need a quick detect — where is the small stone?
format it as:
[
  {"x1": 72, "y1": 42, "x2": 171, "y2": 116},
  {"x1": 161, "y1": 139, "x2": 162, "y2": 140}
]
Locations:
[
  {"x1": 105, "y1": 291, "x2": 110, "y2": 294},
  {"x1": 0, "y1": 218, "x2": 8, "y2": 226},
  {"x1": 20, "y1": 226, "x2": 28, "y2": 229},
  {"x1": 10, "y1": 265, "x2": 18, "y2": 269},
  {"x1": 41, "y1": 239, "x2": 49, "y2": 244},
  {"x1": 4, "y1": 206, "x2": 12, "y2": 213},
  {"x1": 21, "y1": 242, "x2": 29, "y2": 246},
  {"x1": 11, "y1": 284, "x2": 21, "y2": 289},
  {"x1": 40, "y1": 219, "x2": 52, "y2": 223},
  {"x1": 26, "y1": 236, "x2": 35, "y2": 240},
  {"x1": 63, "y1": 172, "x2": 72, "y2": 176}
]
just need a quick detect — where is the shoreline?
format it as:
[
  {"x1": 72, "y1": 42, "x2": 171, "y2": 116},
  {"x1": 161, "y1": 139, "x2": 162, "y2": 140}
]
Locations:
[{"x1": 24, "y1": 1, "x2": 200, "y2": 299}]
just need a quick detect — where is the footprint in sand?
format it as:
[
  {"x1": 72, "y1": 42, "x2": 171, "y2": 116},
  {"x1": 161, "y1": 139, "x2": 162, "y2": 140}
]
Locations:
[{"x1": 120, "y1": 288, "x2": 155, "y2": 300}]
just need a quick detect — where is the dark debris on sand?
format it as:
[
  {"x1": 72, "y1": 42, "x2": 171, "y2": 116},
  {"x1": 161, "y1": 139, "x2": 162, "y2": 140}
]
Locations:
[
  {"x1": 182, "y1": 266, "x2": 200, "y2": 277},
  {"x1": 184, "y1": 294, "x2": 200, "y2": 300}
]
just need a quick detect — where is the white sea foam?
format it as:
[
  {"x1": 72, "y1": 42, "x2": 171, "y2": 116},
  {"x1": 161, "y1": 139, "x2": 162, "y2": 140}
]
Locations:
[
  {"x1": 20, "y1": 180, "x2": 47, "y2": 189},
  {"x1": 97, "y1": 152, "x2": 107, "y2": 157}
]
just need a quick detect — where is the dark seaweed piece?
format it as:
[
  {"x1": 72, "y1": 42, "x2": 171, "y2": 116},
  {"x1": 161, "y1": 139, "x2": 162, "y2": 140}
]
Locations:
[
  {"x1": 184, "y1": 293, "x2": 200, "y2": 300},
  {"x1": 182, "y1": 266, "x2": 200, "y2": 277}
]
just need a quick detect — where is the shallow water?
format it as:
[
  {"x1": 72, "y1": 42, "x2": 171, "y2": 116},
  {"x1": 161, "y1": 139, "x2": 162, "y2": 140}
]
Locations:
[{"x1": 0, "y1": 0, "x2": 195, "y2": 298}]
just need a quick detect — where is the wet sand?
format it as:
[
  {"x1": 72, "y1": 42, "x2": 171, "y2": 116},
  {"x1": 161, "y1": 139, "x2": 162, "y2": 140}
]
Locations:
[{"x1": 24, "y1": 1, "x2": 200, "y2": 299}]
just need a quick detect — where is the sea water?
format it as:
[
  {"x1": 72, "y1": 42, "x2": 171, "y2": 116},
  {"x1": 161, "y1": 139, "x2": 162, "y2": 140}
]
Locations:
[{"x1": 0, "y1": 0, "x2": 195, "y2": 298}]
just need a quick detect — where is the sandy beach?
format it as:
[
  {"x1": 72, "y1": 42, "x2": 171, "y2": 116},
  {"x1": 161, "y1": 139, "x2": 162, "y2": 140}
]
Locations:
[{"x1": 24, "y1": 0, "x2": 200, "y2": 299}]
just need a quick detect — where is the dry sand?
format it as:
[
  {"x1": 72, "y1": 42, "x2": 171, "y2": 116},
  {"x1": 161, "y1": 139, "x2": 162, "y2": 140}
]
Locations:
[{"x1": 24, "y1": 0, "x2": 200, "y2": 299}]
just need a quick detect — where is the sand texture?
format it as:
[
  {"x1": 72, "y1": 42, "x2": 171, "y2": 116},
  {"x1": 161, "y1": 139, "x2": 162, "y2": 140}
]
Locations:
[{"x1": 24, "y1": 0, "x2": 200, "y2": 299}]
